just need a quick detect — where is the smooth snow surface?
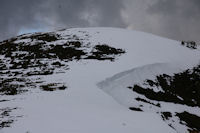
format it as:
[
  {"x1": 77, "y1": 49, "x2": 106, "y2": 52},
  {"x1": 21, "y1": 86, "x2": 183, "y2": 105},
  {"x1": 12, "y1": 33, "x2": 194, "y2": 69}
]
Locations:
[{"x1": 1, "y1": 27, "x2": 200, "y2": 133}]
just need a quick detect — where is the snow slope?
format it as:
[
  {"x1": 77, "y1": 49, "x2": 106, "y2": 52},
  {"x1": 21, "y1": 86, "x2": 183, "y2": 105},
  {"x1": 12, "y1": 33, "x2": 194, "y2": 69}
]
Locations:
[{"x1": 0, "y1": 27, "x2": 200, "y2": 133}]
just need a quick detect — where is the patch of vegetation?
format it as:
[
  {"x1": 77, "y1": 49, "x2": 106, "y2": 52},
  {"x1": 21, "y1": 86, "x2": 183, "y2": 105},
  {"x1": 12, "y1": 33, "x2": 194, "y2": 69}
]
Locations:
[
  {"x1": 176, "y1": 111, "x2": 200, "y2": 132},
  {"x1": 0, "y1": 107, "x2": 18, "y2": 129},
  {"x1": 129, "y1": 107, "x2": 143, "y2": 111},
  {"x1": 22, "y1": 33, "x2": 60, "y2": 42},
  {"x1": 0, "y1": 59, "x2": 7, "y2": 70},
  {"x1": 25, "y1": 69, "x2": 54, "y2": 76},
  {"x1": 47, "y1": 45, "x2": 86, "y2": 60},
  {"x1": 135, "y1": 97, "x2": 161, "y2": 107},
  {"x1": 86, "y1": 44, "x2": 125, "y2": 61},
  {"x1": 0, "y1": 100, "x2": 9, "y2": 102},
  {"x1": 0, "y1": 120, "x2": 14, "y2": 129},
  {"x1": 161, "y1": 112, "x2": 172, "y2": 120},
  {"x1": 51, "y1": 61, "x2": 65, "y2": 67},
  {"x1": 129, "y1": 64, "x2": 200, "y2": 107},
  {"x1": 181, "y1": 41, "x2": 198, "y2": 49},
  {"x1": 0, "y1": 78, "x2": 30, "y2": 95},
  {"x1": 67, "y1": 41, "x2": 82, "y2": 48},
  {"x1": 40, "y1": 83, "x2": 67, "y2": 91}
]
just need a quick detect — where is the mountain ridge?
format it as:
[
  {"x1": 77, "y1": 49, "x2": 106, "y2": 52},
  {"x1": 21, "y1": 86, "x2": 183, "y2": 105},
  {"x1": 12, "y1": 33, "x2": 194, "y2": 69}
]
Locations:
[{"x1": 0, "y1": 27, "x2": 199, "y2": 133}]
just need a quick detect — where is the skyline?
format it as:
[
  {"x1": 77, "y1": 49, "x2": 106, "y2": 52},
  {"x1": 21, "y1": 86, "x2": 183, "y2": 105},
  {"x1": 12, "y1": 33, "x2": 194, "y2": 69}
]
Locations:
[{"x1": 0, "y1": 0, "x2": 200, "y2": 42}]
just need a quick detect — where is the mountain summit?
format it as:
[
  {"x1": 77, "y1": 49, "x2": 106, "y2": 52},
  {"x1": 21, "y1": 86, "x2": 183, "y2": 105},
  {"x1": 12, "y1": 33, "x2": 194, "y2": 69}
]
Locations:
[{"x1": 0, "y1": 28, "x2": 200, "y2": 133}]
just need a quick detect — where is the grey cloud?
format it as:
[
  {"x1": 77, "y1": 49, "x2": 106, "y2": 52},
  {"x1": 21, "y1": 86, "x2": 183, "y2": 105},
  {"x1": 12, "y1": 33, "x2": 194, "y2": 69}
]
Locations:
[
  {"x1": 122, "y1": 0, "x2": 200, "y2": 42},
  {"x1": 0, "y1": 0, "x2": 48, "y2": 40},
  {"x1": 0, "y1": 0, "x2": 125, "y2": 41},
  {"x1": 148, "y1": 0, "x2": 200, "y2": 18},
  {"x1": 46, "y1": 0, "x2": 125, "y2": 27},
  {"x1": 145, "y1": 0, "x2": 200, "y2": 41},
  {"x1": 1, "y1": 0, "x2": 200, "y2": 42}
]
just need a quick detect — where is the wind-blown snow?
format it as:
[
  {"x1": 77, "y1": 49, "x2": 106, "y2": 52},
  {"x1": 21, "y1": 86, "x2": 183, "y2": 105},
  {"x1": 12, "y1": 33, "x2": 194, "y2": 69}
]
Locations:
[{"x1": 1, "y1": 27, "x2": 200, "y2": 133}]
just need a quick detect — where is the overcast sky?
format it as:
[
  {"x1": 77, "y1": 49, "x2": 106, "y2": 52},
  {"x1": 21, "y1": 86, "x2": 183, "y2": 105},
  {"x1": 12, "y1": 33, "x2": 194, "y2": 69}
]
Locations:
[{"x1": 0, "y1": 0, "x2": 200, "y2": 42}]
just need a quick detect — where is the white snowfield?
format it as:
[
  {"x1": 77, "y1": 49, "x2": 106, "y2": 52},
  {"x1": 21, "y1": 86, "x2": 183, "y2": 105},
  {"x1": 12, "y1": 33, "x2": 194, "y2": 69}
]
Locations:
[{"x1": 1, "y1": 28, "x2": 200, "y2": 133}]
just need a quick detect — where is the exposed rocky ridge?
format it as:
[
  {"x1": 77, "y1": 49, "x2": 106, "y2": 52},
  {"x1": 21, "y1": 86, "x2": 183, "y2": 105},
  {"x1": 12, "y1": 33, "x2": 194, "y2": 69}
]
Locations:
[{"x1": 128, "y1": 64, "x2": 200, "y2": 132}]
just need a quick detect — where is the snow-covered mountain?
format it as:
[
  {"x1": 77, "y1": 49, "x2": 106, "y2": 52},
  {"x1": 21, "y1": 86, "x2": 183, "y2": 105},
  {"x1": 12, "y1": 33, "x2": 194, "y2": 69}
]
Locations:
[{"x1": 0, "y1": 27, "x2": 199, "y2": 133}]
